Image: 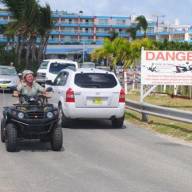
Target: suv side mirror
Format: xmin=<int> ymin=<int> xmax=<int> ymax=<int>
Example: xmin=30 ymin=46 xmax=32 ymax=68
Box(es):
xmin=45 ymin=80 xmax=54 ymax=86
xmin=46 ymin=87 xmax=53 ymax=92
xmin=18 ymin=73 xmax=22 ymax=79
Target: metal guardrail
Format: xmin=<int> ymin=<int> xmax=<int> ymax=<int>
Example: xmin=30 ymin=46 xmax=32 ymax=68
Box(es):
xmin=126 ymin=100 xmax=192 ymax=124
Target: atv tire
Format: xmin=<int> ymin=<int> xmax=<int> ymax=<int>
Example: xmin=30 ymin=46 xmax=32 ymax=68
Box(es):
xmin=51 ymin=126 xmax=63 ymax=151
xmin=5 ymin=123 xmax=17 ymax=152
xmin=1 ymin=118 xmax=6 ymax=143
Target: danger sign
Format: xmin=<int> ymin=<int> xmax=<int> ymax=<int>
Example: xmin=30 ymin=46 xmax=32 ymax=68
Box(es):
xmin=141 ymin=50 xmax=192 ymax=85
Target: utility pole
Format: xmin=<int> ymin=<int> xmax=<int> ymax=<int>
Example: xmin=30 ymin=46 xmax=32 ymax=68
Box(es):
xmin=152 ymin=14 xmax=165 ymax=34
xmin=82 ymin=40 xmax=85 ymax=64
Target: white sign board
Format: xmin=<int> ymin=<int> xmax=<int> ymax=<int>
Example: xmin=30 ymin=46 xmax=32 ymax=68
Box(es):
xmin=141 ymin=50 xmax=192 ymax=85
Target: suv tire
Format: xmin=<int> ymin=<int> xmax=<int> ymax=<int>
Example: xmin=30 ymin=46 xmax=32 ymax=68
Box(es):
xmin=59 ymin=105 xmax=71 ymax=128
xmin=112 ymin=115 xmax=124 ymax=128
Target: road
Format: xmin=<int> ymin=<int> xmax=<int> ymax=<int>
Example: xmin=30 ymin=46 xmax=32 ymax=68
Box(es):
xmin=0 ymin=93 xmax=192 ymax=192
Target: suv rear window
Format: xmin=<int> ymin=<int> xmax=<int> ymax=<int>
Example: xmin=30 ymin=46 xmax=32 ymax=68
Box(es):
xmin=49 ymin=63 xmax=76 ymax=74
xmin=74 ymin=73 xmax=117 ymax=88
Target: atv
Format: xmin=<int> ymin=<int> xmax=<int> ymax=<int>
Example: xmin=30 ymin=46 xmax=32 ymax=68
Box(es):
xmin=1 ymin=91 xmax=63 ymax=152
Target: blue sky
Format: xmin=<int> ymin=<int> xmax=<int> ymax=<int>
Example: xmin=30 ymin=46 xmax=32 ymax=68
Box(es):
xmin=39 ymin=0 xmax=191 ymax=25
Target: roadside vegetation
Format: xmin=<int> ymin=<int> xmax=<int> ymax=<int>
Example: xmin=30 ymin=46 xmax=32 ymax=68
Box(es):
xmin=125 ymin=109 xmax=192 ymax=141
xmin=127 ymin=90 xmax=192 ymax=111
xmin=126 ymin=91 xmax=192 ymax=141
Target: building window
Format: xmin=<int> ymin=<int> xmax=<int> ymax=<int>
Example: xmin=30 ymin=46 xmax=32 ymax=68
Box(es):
xmin=99 ymin=19 xmax=108 ymax=25
xmin=116 ymin=19 xmax=126 ymax=25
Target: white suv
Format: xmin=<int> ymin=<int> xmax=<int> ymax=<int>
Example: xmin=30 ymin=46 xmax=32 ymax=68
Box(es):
xmin=36 ymin=59 xmax=78 ymax=85
xmin=47 ymin=68 xmax=125 ymax=128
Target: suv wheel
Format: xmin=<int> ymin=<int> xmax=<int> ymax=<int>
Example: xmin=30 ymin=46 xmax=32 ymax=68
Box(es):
xmin=51 ymin=126 xmax=63 ymax=151
xmin=59 ymin=105 xmax=71 ymax=128
xmin=6 ymin=123 xmax=17 ymax=152
xmin=112 ymin=116 xmax=124 ymax=128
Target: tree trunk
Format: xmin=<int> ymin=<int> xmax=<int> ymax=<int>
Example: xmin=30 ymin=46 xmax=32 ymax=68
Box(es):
xmin=17 ymin=44 xmax=23 ymax=66
xmin=25 ymin=38 xmax=32 ymax=69
xmin=31 ymin=40 xmax=37 ymax=64
xmin=38 ymin=36 xmax=48 ymax=64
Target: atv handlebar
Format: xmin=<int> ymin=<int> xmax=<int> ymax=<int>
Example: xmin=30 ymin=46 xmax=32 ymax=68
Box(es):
xmin=18 ymin=94 xmax=48 ymax=106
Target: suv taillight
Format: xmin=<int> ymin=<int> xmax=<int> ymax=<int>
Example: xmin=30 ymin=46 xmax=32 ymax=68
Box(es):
xmin=119 ymin=88 xmax=125 ymax=103
xmin=66 ymin=88 xmax=75 ymax=103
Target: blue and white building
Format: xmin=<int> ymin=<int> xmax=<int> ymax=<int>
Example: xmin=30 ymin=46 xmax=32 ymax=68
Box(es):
xmin=0 ymin=10 xmax=192 ymax=59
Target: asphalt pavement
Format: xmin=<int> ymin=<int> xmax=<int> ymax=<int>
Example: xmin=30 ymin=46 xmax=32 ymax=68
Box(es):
xmin=0 ymin=93 xmax=192 ymax=192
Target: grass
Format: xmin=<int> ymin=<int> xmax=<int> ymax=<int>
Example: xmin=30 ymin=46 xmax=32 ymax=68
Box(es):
xmin=127 ymin=90 xmax=192 ymax=111
xmin=126 ymin=91 xmax=192 ymax=141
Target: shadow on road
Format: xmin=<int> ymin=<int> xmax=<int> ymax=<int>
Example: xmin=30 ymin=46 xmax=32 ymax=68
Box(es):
xmin=155 ymin=142 xmax=190 ymax=148
xmin=63 ymin=119 xmax=127 ymax=130
xmin=16 ymin=140 xmax=65 ymax=152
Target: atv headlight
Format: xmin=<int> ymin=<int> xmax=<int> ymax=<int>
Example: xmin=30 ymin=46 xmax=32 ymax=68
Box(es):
xmin=47 ymin=112 xmax=53 ymax=119
xmin=18 ymin=112 xmax=24 ymax=119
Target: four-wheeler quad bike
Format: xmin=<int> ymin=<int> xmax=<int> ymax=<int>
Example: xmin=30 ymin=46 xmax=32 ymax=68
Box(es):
xmin=1 ymin=92 xmax=63 ymax=152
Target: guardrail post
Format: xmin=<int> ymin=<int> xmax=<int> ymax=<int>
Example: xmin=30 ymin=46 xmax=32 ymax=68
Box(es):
xmin=141 ymin=112 xmax=148 ymax=122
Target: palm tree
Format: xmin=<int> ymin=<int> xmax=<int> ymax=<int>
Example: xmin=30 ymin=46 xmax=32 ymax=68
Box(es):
xmin=37 ymin=4 xmax=52 ymax=63
xmin=127 ymin=26 xmax=138 ymax=40
xmin=0 ymin=0 xmax=39 ymax=67
xmin=108 ymin=30 xmax=119 ymax=41
xmin=0 ymin=0 xmax=52 ymax=69
xmin=135 ymin=15 xmax=148 ymax=37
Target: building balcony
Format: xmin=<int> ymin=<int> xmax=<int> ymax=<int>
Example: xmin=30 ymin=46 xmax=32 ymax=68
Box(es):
xmin=95 ymin=24 xmax=111 ymax=28
xmin=0 ymin=37 xmax=7 ymax=43
xmin=95 ymin=40 xmax=104 ymax=45
xmin=48 ymin=38 xmax=60 ymax=44
xmin=0 ymin=12 xmax=11 ymax=16
xmin=55 ymin=22 xmax=79 ymax=27
xmin=79 ymin=16 xmax=94 ymax=19
xmin=168 ymin=31 xmax=185 ymax=35
xmin=96 ymin=32 xmax=111 ymax=37
xmin=79 ymin=32 xmax=94 ymax=36
xmin=79 ymin=23 xmax=94 ymax=27
xmin=0 ymin=20 xmax=9 ymax=25
xmin=52 ymin=13 xmax=79 ymax=19
xmin=136 ymin=31 xmax=156 ymax=37
xmin=118 ymin=32 xmax=129 ymax=37
xmin=60 ymin=31 xmax=78 ymax=36
xmin=49 ymin=30 xmax=60 ymax=35
xmin=111 ymin=24 xmax=131 ymax=29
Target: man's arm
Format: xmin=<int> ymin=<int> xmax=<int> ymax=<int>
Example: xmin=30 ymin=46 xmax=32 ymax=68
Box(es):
xmin=36 ymin=82 xmax=45 ymax=93
xmin=17 ymin=82 xmax=23 ymax=92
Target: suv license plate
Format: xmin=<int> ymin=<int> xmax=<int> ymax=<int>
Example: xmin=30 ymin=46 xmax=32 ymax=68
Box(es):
xmin=92 ymin=97 xmax=103 ymax=105
xmin=0 ymin=84 xmax=8 ymax=88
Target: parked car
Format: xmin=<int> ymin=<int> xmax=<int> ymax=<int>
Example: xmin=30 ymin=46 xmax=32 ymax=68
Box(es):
xmin=96 ymin=65 xmax=111 ymax=71
xmin=46 ymin=68 xmax=125 ymax=128
xmin=0 ymin=65 xmax=19 ymax=92
xmin=36 ymin=59 xmax=78 ymax=85
xmin=80 ymin=62 xmax=95 ymax=68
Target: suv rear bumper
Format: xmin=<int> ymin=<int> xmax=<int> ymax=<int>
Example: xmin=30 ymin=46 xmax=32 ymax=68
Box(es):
xmin=63 ymin=103 xmax=125 ymax=119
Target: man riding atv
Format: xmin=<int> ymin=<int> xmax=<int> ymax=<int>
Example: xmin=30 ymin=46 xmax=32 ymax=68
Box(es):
xmin=17 ymin=70 xmax=45 ymax=97
xmin=1 ymin=70 xmax=63 ymax=152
